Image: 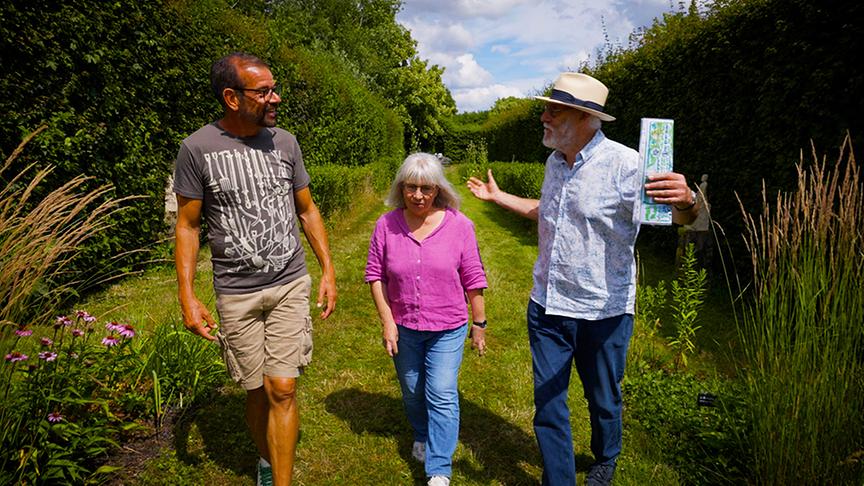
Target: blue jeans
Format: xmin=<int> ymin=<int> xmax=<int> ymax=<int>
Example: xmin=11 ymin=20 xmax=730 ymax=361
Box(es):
xmin=527 ymin=300 xmax=633 ymax=486
xmin=393 ymin=323 xmax=468 ymax=478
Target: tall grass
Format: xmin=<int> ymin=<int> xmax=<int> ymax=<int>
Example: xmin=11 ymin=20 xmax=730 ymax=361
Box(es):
xmin=737 ymin=136 xmax=864 ymax=483
xmin=0 ymin=126 xmax=124 ymax=338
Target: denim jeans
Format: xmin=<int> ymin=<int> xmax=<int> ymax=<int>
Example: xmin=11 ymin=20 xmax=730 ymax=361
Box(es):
xmin=393 ymin=323 xmax=468 ymax=478
xmin=527 ymin=300 xmax=633 ymax=486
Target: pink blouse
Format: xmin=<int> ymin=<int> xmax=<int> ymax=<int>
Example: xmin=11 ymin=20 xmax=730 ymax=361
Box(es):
xmin=365 ymin=207 xmax=487 ymax=331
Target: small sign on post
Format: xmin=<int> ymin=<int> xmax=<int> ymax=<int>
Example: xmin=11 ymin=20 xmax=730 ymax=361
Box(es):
xmin=634 ymin=118 xmax=674 ymax=226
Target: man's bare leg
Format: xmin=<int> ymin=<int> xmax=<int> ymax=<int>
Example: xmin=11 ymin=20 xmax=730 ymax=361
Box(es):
xmin=246 ymin=386 xmax=270 ymax=462
xmin=263 ymin=376 xmax=299 ymax=486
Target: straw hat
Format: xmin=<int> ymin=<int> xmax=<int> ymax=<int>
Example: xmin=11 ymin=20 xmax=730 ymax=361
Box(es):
xmin=534 ymin=72 xmax=615 ymax=122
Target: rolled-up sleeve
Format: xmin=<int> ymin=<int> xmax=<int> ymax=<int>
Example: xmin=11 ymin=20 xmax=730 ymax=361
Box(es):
xmin=458 ymin=220 xmax=488 ymax=290
xmin=365 ymin=218 xmax=385 ymax=283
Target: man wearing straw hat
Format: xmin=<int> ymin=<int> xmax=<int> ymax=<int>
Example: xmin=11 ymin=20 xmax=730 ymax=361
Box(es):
xmin=468 ymin=72 xmax=698 ymax=485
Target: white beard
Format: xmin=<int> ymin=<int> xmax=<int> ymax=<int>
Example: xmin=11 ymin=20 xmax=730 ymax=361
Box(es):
xmin=542 ymin=117 xmax=579 ymax=151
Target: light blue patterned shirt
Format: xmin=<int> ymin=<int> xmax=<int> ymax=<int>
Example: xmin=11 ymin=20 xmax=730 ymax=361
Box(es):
xmin=530 ymin=130 xmax=641 ymax=320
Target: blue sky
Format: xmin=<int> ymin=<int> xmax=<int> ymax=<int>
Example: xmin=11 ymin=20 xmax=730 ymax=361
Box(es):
xmin=397 ymin=0 xmax=692 ymax=112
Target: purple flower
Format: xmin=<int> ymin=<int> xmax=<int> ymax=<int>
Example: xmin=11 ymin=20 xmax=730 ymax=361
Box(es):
xmin=118 ymin=324 xmax=135 ymax=339
xmin=38 ymin=351 xmax=58 ymax=362
xmin=102 ymin=335 xmax=119 ymax=347
xmin=71 ymin=329 xmax=84 ymax=337
xmin=76 ymin=310 xmax=96 ymax=323
xmin=105 ymin=322 xmax=123 ymax=332
xmin=4 ymin=352 xmax=28 ymax=363
xmin=55 ymin=315 xmax=73 ymax=328
xmin=40 ymin=337 xmax=53 ymax=347
xmin=47 ymin=412 xmax=64 ymax=423
xmin=14 ymin=329 xmax=33 ymax=337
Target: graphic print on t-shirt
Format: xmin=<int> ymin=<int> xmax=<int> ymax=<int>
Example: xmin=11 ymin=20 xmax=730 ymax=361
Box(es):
xmin=203 ymin=147 xmax=298 ymax=274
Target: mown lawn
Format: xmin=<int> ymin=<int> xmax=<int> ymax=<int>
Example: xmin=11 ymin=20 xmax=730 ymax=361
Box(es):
xmin=85 ymin=176 xmax=723 ymax=485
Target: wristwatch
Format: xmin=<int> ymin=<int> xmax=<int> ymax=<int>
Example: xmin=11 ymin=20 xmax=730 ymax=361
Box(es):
xmin=472 ymin=320 xmax=487 ymax=329
xmin=675 ymin=190 xmax=697 ymax=211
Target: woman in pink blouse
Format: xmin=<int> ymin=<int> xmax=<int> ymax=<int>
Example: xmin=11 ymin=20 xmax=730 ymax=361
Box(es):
xmin=365 ymin=153 xmax=487 ymax=486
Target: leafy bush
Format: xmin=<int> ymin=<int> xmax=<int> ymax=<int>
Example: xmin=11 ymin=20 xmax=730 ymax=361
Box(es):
xmin=307 ymin=165 xmax=376 ymax=219
xmin=1 ymin=310 xmax=228 ymax=483
xmin=623 ymin=364 xmax=748 ymax=484
xmin=1 ymin=0 xmax=416 ymax=299
xmin=593 ymin=0 xmax=864 ymax=260
xmin=1 ymin=312 xmax=145 ymax=484
xmin=456 ymin=161 xmax=545 ymax=199
xmin=273 ymin=46 xmax=404 ymax=167
xmin=669 ymin=244 xmax=707 ymax=368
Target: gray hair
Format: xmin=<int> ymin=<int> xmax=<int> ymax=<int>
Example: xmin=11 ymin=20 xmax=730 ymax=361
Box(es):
xmin=386 ymin=153 xmax=460 ymax=210
xmin=587 ymin=114 xmax=602 ymax=130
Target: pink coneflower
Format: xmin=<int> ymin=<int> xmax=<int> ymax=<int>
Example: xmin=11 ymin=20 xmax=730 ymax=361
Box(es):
xmin=38 ymin=351 xmax=58 ymax=362
xmin=14 ymin=329 xmax=33 ymax=337
xmin=4 ymin=352 xmax=28 ymax=363
xmin=102 ymin=335 xmax=119 ymax=347
xmin=71 ymin=329 xmax=84 ymax=337
xmin=40 ymin=337 xmax=53 ymax=347
xmin=47 ymin=412 xmax=64 ymax=423
xmin=118 ymin=324 xmax=135 ymax=339
xmin=105 ymin=322 xmax=123 ymax=332
xmin=55 ymin=316 xmax=73 ymax=328
xmin=75 ymin=310 xmax=96 ymax=322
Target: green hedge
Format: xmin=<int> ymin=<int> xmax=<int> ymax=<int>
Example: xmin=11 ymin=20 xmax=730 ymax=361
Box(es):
xmin=455 ymin=161 xmax=545 ymax=199
xmin=592 ymin=0 xmax=864 ymax=253
xmin=441 ymin=0 xmax=864 ymax=263
xmin=0 ymin=0 xmax=405 ymax=296
xmin=307 ymin=156 xmax=401 ymax=218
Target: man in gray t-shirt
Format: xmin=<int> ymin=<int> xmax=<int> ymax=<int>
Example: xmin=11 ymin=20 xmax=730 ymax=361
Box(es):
xmin=174 ymin=52 xmax=336 ymax=486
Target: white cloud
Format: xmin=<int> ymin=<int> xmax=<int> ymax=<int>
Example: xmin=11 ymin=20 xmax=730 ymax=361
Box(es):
xmin=444 ymin=54 xmax=494 ymax=89
xmin=397 ymin=0 xmax=679 ymax=111
xmin=452 ymin=84 xmax=526 ymax=113
xmin=400 ymin=20 xmax=476 ymax=53
xmin=400 ymin=0 xmax=530 ymax=19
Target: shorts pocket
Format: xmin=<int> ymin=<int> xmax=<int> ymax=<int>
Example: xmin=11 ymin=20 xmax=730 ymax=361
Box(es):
xmin=299 ymin=316 xmax=313 ymax=366
xmin=217 ymin=331 xmax=244 ymax=383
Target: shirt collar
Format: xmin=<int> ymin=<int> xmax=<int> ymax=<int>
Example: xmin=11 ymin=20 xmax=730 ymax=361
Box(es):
xmin=552 ymin=129 xmax=606 ymax=167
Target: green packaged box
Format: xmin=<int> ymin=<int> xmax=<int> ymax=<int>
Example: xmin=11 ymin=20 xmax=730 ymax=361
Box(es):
xmin=634 ymin=118 xmax=674 ymax=226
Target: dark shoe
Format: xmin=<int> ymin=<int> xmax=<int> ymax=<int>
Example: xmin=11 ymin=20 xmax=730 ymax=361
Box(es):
xmin=585 ymin=462 xmax=616 ymax=486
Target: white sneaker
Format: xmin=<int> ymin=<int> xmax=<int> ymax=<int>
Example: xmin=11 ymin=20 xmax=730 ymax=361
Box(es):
xmin=257 ymin=458 xmax=273 ymax=486
xmin=411 ymin=441 xmax=426 ymax=462
xmin=427 ymin=475 xmax=450 ymax=486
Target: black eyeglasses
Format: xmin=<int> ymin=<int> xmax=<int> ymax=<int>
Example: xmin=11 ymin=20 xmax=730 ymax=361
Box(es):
xmin=543 ymin=103 xmax=570 ymax=117
xmin=232 ymin=84 xmax=282 ymax=100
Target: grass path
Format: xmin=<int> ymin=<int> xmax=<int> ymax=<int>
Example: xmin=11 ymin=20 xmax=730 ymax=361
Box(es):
xmin=95 ymin=175 xmax=685 ymax=485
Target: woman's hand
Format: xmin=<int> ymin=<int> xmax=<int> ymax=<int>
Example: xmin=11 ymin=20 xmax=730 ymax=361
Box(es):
xmin=382 ymin=321 xmax=399 ymax=357
xmin=470 ymin=325 xmax=486 ymax=356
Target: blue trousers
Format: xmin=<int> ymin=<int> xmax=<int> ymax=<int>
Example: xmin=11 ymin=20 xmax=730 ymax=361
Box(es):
xmin=527 ymin=300 xmax=633 ymax=486
xmin=393 ymin=323 xmax=468 ymax=478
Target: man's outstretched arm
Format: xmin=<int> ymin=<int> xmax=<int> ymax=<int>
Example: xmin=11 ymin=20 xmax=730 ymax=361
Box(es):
xmin=467 ymin=169 xmax=540 ymax=221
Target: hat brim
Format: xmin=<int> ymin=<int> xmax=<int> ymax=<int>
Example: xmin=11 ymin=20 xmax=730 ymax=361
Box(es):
xmin=534 ymin=96 xmax=616 ymax=122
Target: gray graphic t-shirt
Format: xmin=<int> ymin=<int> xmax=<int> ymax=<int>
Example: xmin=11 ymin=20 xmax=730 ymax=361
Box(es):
xmin=173 ymin=123 xmax=311 ymax=295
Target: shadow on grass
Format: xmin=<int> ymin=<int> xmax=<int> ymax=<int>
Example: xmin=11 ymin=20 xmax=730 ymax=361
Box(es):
xmin=173 ymin=387 xmax=258 ymax=481
xmin=325 ymin=387 xmax=586 ymax=485
xmin=472 ymin=200 xmax=538 ymax=248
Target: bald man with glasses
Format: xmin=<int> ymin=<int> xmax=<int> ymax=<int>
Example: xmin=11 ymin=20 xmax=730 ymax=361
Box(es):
xmin=173 ymin=52 xmax=337 ymax=486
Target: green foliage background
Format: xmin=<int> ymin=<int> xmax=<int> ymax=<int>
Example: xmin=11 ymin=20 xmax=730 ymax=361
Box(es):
xmin=438 ymin=0 xmax=864 ymax=258
xmin=0 ymin=0 xmax=455 ymax=295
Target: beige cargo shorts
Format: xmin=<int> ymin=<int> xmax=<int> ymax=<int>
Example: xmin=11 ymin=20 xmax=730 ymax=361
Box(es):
xmin=215 ymin=274 xmax=313 ymax=390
